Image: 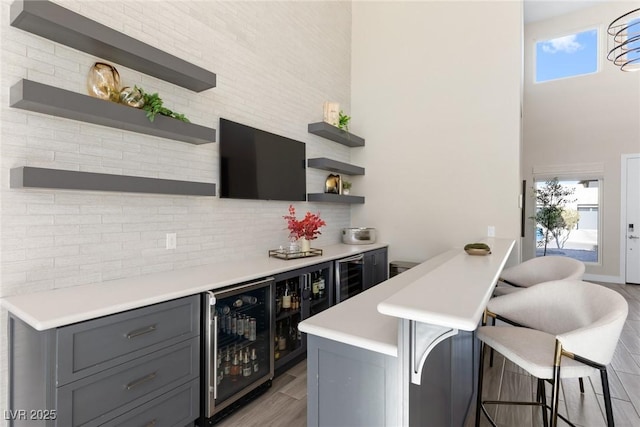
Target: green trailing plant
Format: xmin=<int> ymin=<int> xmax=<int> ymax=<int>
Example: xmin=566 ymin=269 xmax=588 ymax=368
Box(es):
xmin=337 ymin=110 xmax=350 ymax=132
xmin=136 ymin=86 xmax=190 ymax=123
xmin=341 ymin=180 xmax=352 ymax=190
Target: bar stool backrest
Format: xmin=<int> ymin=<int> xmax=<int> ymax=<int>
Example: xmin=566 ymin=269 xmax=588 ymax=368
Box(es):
xmin=487 ymin=280 xmax=628 ymax=365
xmin=500 ymin=256 xmax=585 ymax=288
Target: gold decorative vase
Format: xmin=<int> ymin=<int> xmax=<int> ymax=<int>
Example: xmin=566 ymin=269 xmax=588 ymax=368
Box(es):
xmin=119 ymin=86 xmax=145 ymax=108
xmin=87 ymin=62 xmax=121 ymax=102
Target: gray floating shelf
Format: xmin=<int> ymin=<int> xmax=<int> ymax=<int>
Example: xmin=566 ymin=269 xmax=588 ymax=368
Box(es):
xmin=308 ymin=122 xmax=365 ymax=147
xmin=307 ymin=158 xmax=365 ymax=175
xmin=11 ymin=167 xmax=216 ymax=196
xmin=10 ymin=80 xmax=216 ymax=145
xmin=10 ymin=0 xmax=216 ymax=92
xmin=307 ymin=193 xmax=365 ymax=204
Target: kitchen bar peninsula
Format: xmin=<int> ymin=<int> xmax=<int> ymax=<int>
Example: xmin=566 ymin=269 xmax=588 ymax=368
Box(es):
xmin=299 ymin=238 xmax=515 ymax=427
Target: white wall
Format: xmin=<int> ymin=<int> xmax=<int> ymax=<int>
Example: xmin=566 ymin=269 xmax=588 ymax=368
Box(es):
xmin=0 ymin=0 xmax=353 ymax=417
xmin=522 ymin=1 xmax=640 ymax=280
xmin=350 ymin=1 xmax=522 ymax=264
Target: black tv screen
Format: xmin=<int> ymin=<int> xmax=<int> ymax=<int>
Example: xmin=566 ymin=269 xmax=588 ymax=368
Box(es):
xmin=219 ymin=118 xmax=306 ymax=201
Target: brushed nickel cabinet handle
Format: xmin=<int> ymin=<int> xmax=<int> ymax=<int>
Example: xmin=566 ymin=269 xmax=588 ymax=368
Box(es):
xmin=145 ymin=419 xmax=157 ymax=427
xmin=126 ymin=324 xmax=157 ymax=339
xmin=125 ymin=372 xmax=157 ymax=390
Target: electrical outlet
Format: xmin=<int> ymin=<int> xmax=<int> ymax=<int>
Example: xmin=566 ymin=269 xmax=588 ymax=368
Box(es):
xmin=487 ymin=226 xmax=495 ymax=237
xmin=166 ymin=233 xmax=177 ymax=250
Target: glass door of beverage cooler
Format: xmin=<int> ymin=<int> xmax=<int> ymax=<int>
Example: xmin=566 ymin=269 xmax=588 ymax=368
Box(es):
xmin=335 ymin=254 xmax=365 ymax=303
xmin=204 ymin=278 xmax=274 ymax=418
xmin=306 ymin=266 xmax=332 ymax=318
xmin=273 ymin=276 xmax=304 ymax=369
xmin=273 ymin=262 xmax=333 ymax=372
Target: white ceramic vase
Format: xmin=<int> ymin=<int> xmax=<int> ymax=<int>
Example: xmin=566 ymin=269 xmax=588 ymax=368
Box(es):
xmin=300 ymin=238 xmax=311 ymax=253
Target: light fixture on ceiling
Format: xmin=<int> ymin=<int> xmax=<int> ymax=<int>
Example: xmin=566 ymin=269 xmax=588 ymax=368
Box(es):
xmin=607 ymin=8 xmax=640 ymax=71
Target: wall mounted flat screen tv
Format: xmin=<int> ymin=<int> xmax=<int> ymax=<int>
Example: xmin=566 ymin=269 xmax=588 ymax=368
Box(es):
xmin=219 ymin=118 xmax=306 ymax=201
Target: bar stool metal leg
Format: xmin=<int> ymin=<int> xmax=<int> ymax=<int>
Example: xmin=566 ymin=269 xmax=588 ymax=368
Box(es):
xmin=600 ymin=367 xmax=615 ymax=426
xmin=537 ymin=379 xmax=549 ymax=427
xmin=550 ymin=342 xmax=563 ymax=427
xmin=475 ymin=341 xmax=486 ymax=427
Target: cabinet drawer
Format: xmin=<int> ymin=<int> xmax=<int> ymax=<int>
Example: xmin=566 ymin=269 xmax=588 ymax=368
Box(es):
xmin=56 ymin=337 xmax=199 ymax=427
xmin=101 ymin=380 xmax=199 ymax=427
xmin=57 ymin=295 xmax=199 ymax=385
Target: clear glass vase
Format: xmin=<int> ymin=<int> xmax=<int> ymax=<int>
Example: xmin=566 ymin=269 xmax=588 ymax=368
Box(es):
xmin=288 ymin=240 xmax=300 ymax=253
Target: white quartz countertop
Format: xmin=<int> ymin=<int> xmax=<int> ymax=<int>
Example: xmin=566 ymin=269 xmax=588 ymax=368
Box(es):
xmin=378 ymin=238 xmax=515 ymax=331
xmin=1 ymin=243 xmax=387 ymax=331
xmin=299 ymin=238 xmax=515 ymax=356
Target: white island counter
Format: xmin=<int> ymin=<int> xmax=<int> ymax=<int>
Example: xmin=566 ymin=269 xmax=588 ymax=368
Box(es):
xmin=299 ymin=237 xmax=515 ymax=427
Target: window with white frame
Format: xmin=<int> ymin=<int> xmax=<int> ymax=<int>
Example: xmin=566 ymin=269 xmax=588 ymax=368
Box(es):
xmin=535 ymin=28 xmax=599 ymax=83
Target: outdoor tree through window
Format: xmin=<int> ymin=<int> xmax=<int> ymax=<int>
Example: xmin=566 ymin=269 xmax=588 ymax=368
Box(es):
xmin=534 ymin=178 xmax=600 ymax=263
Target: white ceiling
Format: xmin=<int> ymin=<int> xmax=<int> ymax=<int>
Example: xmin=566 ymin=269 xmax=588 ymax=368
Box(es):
xmin=524 ymin=0 xmax=608 ymax=23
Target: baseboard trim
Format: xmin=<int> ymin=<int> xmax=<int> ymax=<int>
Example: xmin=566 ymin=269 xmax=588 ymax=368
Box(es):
xmin=583 ymin=273 xmax=625 ymax=284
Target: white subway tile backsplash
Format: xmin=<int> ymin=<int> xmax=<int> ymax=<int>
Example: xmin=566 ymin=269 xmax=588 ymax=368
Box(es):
xmin=2 ymin=233 xmax=55 ymax=253
xmin=1 ymin=0 xmax=352 ymax=298
xmin=101 ymin=267 xmax=142 ymax=282
xmin=79 ymin=223 xmax=122 ymax=234
xmin=4 ymin=258 xmax=55 ymax=275
xmin=4 ymin=214 xmax=54 ymax=226
xmin=27 ymin=204 xmax=80 ymax=215
xmin=54 ymin=272 xmax=102 ymax=289
xmin=0 ymin=274 xmax=45 ymax=296
xmin=27 ymin=245 xmax=79 ymax=260
xmin=54 ymin=254 xmax=101 ymax=268
xmin=79 ymin=242 xmax=123 ymax=255
xmin=26 ymin=46 xmax=80 ymax=73
xmin=54 ymin=233 xmax=101 ymax=246
xmin=26 ymin=224 xmax=80 ymax=236
xmin=54 ymin=214 xmax=102 ymax=225
xmin=2 ymin=250 xmax=26 ymax=262
xmin=79 ymin=205 xmax=123 ymax=214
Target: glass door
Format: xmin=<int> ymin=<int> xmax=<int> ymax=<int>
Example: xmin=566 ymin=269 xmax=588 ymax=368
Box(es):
xmin=273 ymin=276 xmax=303 ymax=369
xmin=273 ymin=262 xmax=334 ymax=372
xmin=307 ymin=267 xmax=332 ymax=317
xmin=209 ymin=279 xmax=273 ymax=416
xmin=335 ymin=254 xmax=365 ymax=303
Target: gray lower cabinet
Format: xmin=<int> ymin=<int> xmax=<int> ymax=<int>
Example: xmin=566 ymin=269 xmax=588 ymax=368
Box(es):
xmin=8 ymin=295 xmax=200 ymax=427
xmin=307 ymin=330 xmax=476 ymax=427
xmin=306 ymin=335 xmax=401 ymax=427
xmin=364 ymin=248 xmax=388 ymax=290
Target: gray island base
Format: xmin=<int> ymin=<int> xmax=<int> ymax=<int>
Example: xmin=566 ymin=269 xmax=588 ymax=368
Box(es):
xmin=300 ymin=238 xmax=515 ymax=427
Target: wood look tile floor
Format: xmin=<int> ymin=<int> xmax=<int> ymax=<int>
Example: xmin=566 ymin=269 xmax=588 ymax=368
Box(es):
xmin=212 ymin=360 xmax=308 ymax=427
xmin=213 ymin=283 xmax=640 ymax=427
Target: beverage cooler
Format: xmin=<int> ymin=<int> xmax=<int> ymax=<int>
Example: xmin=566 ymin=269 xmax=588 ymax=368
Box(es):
xmin=273 ymin=263 xmax=333 ymax=372
xmin=335 ymin=254 xmax=365 ymax=303
xmin=202 ymin=278 xmax=274 ymax=421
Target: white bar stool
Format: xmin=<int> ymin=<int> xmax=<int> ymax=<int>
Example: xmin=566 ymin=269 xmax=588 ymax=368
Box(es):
xmin=475 ymin=280 xmax=628 ymax=427
xmin=494 ymin=255 xmax=585 ymax=296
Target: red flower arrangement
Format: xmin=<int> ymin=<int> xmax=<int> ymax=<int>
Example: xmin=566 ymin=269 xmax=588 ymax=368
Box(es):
xmin=283 ymin=205 xmax=326 ymax=241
